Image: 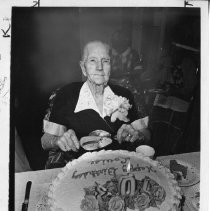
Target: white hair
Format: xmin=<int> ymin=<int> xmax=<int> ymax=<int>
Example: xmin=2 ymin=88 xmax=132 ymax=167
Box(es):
xmin=81 ymin=41 xmax=110 ymax=61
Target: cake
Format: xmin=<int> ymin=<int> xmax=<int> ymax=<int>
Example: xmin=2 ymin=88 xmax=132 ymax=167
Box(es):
xmin=48 ymin=150 xmax=181 ymax=211
xmin=169 ymin=160 xmax=188 ymax=180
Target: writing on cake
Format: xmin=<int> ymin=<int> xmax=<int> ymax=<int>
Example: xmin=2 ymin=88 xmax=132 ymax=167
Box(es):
xmin=72 ymin=167 xmax=118 ymax=179
xmin=72 ymin=164 xmax=156 ymax=180
xmin=89 ymin=157 xmax=130 ymax=165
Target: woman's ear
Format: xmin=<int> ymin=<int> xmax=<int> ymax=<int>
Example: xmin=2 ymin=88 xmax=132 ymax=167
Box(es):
xmin=80 ymin=61 xmax=87 ymax=77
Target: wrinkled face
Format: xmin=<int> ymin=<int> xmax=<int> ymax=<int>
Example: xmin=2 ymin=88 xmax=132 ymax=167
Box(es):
xmin=80 ymin=43 xmax=111 ymax=86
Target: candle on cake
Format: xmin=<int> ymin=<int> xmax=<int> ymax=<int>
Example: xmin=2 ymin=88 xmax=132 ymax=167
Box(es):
xmin=119 ymin=160 xmax=136 ymax=196
xmin=142 ymin=177 xmax=150 ymax=192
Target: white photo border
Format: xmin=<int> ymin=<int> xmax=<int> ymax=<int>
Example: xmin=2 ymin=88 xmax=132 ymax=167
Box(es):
xmin=0 ymin=0 xmax=208 ymax=210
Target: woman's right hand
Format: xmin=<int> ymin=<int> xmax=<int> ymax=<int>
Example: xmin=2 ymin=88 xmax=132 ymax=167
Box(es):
xmin=56 ymin=129 xmax=80 ymax=152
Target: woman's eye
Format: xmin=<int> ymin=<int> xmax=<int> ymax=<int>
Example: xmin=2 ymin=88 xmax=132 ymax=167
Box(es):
xmin=103 ymin=59 xmax=110 ymax=63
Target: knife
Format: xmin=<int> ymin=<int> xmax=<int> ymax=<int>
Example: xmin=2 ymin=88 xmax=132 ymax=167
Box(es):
xmin=22 ymin=181 xmax=32 ymax=211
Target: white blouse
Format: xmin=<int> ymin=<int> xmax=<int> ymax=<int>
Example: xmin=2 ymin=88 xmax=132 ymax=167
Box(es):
xmin=74 ymin=81 xmax=116 ymax=118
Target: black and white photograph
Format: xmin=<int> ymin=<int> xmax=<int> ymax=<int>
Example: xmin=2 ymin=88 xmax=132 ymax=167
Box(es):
xmin=6 ymin=4 xmax=208 ymax=211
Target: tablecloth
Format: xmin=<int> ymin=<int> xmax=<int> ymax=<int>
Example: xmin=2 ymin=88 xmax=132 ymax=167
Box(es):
xmin=15 ymin=151 xmax=200 ymax=211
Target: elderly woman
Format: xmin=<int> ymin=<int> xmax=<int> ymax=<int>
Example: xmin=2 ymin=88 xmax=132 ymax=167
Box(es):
xmin=41 ymin=41 xmax=150 ymax=169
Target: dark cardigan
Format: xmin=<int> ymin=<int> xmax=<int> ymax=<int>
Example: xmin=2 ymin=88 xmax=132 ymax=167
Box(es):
xmin=44 ymin=82 xmax=140 ymax=168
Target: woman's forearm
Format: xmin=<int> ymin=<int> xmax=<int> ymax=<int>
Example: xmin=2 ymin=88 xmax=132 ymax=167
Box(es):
xmin=41 ymin=133 xmax=59 ymax=150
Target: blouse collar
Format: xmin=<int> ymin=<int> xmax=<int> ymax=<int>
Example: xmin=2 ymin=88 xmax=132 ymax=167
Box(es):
xmin=74 ymin=81 xmax=115 ymax=118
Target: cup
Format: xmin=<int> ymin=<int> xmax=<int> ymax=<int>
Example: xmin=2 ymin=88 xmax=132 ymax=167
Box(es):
xmin=136 ymin=145 xmax=155 ymax=159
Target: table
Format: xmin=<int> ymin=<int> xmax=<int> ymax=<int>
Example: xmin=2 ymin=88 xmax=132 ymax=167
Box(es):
xmin=15 ymin=152 xmax=200 ymax=211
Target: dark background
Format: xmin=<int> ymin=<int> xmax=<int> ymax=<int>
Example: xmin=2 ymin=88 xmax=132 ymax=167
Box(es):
xmin=11 ymin=8 xmax=200 ymax=170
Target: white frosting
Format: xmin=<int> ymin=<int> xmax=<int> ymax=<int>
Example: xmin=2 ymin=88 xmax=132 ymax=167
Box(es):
xmin=48 ymin=150 xmax=181 ymax=211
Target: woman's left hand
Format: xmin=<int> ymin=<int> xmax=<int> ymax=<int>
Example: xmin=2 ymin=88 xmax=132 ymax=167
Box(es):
xmin=117 ymin=124 xmax=144 ymax=144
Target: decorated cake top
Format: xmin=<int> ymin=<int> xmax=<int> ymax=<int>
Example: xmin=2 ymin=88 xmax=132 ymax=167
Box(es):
xmin=48 ymin=150 xmax=181 ymax=211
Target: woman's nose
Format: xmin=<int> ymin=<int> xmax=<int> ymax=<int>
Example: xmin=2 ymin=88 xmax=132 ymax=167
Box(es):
xmin=96 ymin=61 xmax=103 ymax=70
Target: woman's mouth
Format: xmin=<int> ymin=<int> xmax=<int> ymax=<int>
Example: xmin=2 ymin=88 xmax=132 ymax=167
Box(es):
xmin=90 ymin=74 xmax=106 ymax=77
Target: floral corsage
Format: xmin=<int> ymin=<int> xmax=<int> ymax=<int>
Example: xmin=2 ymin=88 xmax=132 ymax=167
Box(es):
xmin=104 ymin=95 xmax=132 ymax=122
